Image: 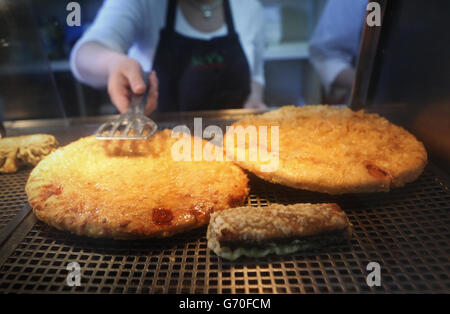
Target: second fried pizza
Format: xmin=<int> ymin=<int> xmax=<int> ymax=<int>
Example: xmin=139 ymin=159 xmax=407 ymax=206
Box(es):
xmin=225 ymin=105 xmax=428 ymax=194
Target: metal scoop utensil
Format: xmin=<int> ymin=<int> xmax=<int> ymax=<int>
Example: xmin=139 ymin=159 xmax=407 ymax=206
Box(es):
xmin=95 ymin=77 xmax=157 ymax=140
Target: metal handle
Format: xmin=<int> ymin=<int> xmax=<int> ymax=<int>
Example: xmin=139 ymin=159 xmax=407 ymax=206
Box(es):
xmin=128 ymin=72 xmax=150 ymax=115
xmin=0 ymin=121 xmax=5 ymax=138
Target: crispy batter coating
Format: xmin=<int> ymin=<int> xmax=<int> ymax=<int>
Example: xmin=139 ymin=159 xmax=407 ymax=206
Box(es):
xmin=225 ymin=105 xmax=428 ymax=194
xmin=208 ymin=203 xmax=351 ymax=244
xmin=26 ymin=130 xmax=249 ymax=239
xmin=0 ymin=134 xmax=58 ymax=173
xmin=207 ymin=203 xmax=352 ymax=260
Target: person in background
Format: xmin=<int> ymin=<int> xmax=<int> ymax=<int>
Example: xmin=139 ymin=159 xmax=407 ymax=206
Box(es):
xmin=309 ymin=0 xmax=366 ymax=104
xmin=70 ymin=0 xmax=266 ymax=115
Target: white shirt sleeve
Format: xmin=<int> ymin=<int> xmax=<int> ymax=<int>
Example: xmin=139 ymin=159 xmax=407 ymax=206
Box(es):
xmin=70 ymin=0 xmax=148 ymax=84
xmin=249 ymin=1 xmax=266 ymax=86
xmin=309 ymin=0 xmax=367 ymax=93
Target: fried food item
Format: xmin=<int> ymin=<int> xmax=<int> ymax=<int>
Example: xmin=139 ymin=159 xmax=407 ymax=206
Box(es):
xmin=0 ymin=134 xmax=59 ymax=173
xmin=26 ymin=130 xmax=249 ymax=239
xmin=207 ymin=203 xmax=352 ymax=260
xmin=225 ymin=105 xmax=427 ymax=194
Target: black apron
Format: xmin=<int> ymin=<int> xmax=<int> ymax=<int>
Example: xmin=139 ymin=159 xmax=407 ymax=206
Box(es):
xmin=153 ymin=0 xmax=251 ymax=112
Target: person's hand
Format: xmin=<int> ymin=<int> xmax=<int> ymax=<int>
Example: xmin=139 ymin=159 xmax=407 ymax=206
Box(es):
xmin=107 ymin=56 xmax=158 ymax=115
xmin=333 ymin=67 xmax=355 ymax=90
xmin=244 ymin=82 xmax=266 ymax=110
xmin=244 ymin=102 xmax=268 ymax=110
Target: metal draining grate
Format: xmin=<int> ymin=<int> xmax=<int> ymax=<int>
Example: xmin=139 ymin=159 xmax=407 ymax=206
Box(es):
xmin=0 ymin=169 xmax=31 ymax=231
xmin=0 ymin=166 xmax=449 ymax=294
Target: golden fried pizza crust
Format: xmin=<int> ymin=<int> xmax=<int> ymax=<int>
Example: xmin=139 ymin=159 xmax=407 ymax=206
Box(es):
xmin=0 ymin=134 xmax=58 ymax=173
xmin=26 ymin=130 xmax=249 ymax=239
xmin=225 ymin=105 xmax=427 ymax=194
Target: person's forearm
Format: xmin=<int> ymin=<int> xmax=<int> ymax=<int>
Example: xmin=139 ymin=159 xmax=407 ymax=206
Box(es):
xmin=247 ymin=81 xmax=264 ymax=104
xmin=332 ymin=67 xmax=356 ymax=90
xmin=74 ymin=42 xmax=128 ymax=88
xmin=244 ymin=81 xmax=267 ymax=110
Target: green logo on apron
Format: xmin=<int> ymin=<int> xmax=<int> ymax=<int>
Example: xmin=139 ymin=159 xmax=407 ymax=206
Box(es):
xmin=190 ymin=52 xmax=224 ymax=68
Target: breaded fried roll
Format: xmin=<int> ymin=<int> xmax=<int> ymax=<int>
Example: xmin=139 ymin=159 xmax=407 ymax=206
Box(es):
xmin=207 ymin=203 xmax=352 ymax=260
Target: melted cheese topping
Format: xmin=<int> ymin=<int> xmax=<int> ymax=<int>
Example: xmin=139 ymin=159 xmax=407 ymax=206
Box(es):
xmin=26 ymin=130 xmax=249 ymax=239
